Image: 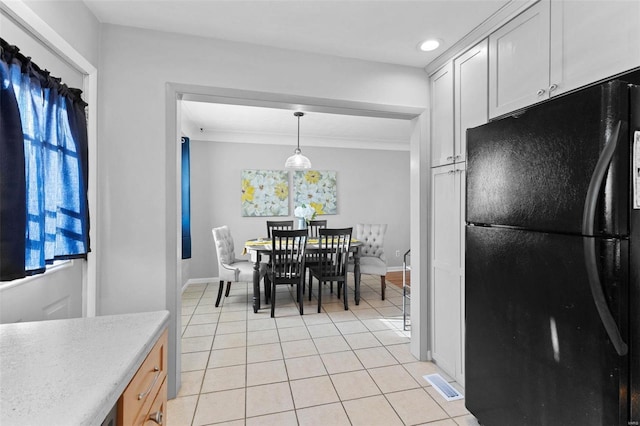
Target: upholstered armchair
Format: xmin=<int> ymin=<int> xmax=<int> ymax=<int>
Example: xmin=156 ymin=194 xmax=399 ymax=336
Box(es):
xmin=212 ymin=226 xmax=268 ymax=307
xmin=348 ymin=223 xmax=388 ymax=300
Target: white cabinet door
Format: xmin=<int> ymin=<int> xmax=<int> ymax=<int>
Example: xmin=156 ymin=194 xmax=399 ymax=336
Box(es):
xmin=430 ymin=62 xmax=455 ymax=167
xmin=455 ymin=40 xmax=488 ymax=163
xmin=550 ymin=0 xmax=640 ymax=96
xmin=430 ymin=164 xmax=466 ymax=385
xmin=489 ymin=0 xmax=551 ymax=118
xmin=457 ymin=163 xmax=466 ymax=386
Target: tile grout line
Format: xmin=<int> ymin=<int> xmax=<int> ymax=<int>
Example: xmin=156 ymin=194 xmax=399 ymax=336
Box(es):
xmin=177 ymin=278 xmax=470 ymax=425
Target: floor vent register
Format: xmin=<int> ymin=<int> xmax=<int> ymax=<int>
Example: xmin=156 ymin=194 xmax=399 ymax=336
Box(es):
xmin=423 ymin=373 xmax=464 ymax=402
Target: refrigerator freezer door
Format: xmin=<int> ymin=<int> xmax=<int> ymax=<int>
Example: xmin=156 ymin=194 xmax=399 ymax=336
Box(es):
xmin=465 ymin=225 xmax=628 ymax=426
xmin=466 ymin=81 xmax=630 ymax=237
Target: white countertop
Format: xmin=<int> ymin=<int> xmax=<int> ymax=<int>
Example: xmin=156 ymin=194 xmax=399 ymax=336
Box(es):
xmin=0 ymin=310 xmax=170 ymax=426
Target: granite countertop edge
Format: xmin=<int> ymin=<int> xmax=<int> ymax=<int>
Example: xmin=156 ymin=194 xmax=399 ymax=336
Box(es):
xmin=0 ymin=310 xmax=170 ymax=425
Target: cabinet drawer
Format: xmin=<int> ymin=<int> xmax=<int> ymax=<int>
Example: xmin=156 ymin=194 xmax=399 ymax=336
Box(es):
xmin=140 ymin=377 xmax=167 ymax=425
xmin=118 ymin=329 xmax=168 ymax=426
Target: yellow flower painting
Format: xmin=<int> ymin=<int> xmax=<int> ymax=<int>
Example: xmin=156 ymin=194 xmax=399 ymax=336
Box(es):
xmin=293 ymin=170 xmax=337 ymax=215
xmin=241 ymin=170 xmax=289 ymax=217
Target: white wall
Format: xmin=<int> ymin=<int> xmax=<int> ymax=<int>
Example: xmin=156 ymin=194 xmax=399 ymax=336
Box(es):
xmin=1 ymin=2 xmax=430 ymax=397
xmin=0 ymin=262 xmax=83 ymax=323
xmin=97 ymin=23 xmax=427 ymax=316
xmin=1 ymin=10 xmax=84 ymax=88
xmin=188 ymin=140 xmax=410 ymax=280
xmin=0 ymin=1 xmax=99 ymax=321
xmin=98 ymin=24 xmax=428 ymax=397
xmin=22 ymin=0 xmax=100 ymax=67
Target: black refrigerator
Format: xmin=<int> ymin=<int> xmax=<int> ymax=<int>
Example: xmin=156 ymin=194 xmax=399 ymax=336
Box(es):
xmin=465 ymin=80 xmax=640 ymax=426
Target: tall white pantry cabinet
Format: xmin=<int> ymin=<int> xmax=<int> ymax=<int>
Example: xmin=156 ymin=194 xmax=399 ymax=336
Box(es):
xmin=429 ymin=40 xmax=488 ymax=386
xmin=428 ymin=0 xmax=639 ymax=388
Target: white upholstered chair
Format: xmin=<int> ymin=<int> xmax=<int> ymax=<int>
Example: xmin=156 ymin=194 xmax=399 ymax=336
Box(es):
xmin=212 ymin=226 xmax=268 ymax=307
xmin=348 ymin=223 xmax=388 ymax=300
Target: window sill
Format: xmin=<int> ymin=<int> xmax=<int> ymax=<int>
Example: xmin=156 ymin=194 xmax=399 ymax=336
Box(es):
xmin=0 ymin=260 xmax=74 ymax=291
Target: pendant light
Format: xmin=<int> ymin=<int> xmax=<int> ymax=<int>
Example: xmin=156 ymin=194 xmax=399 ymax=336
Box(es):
xmin=285 ymin=111 xmax=312 ymax=169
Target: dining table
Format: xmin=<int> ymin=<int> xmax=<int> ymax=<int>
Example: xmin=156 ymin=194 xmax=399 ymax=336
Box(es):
xmin=244 ymin=237 xmax=363 ymax=313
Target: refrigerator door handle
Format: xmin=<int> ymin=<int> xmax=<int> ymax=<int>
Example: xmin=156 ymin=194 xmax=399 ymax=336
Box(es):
xmin=581 ymin=120 xmax=622 ymax=235
xmin=581 ymin=120 xmax=628 ymax=356
xmin=583 ymin=238 xmax=628 ymax=356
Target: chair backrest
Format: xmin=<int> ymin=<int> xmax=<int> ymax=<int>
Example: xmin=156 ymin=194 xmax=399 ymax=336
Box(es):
xmin=307 ymin=220 xmax=327 ymax=237
xmin=212 ymin=226 xmax=236 ymax=266
xmin=355 ymin=223 xmax=387 ymax=260
xmin=271 ymin=229 xmax=307 ymax=281
xmin=317 ymin=227 xmax=352 ymax=279
xmin=266 ymin=220 xmax=294 ymax=237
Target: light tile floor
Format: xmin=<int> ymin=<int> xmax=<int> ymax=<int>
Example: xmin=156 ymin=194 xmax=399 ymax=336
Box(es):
xmin=168 ymin=274 xmax=481 ymax=426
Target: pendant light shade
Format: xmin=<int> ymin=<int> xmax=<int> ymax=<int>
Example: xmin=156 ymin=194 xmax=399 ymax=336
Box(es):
xmin=285 ymin=112 xmax=312 ymax=169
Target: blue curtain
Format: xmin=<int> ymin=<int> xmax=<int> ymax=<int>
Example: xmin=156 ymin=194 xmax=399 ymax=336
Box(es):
xmin=0 ymin=47 xmax=26 ymax=280
xmin=181 ymin=137 xmax=192 ymax=259
xmin=0 ymin=38 xmax=89 ymax=281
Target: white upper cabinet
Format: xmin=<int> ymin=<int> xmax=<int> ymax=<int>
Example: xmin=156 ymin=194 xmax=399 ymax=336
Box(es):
xmin=489 ymin=0 xmax=640 ymax=118
xmin=430 ymin=62 xmax=454 ymax=167
xmin=455 ymin=40 xmax=488 ymax=163
xmin=549 ymin=0 xmax=640 ymax=96
xmin=489 ymin=1 xmax=551 ymax=118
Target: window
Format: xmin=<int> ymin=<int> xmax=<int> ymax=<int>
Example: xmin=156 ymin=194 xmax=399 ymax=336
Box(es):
xmin=1 ymin=38 xmax=90 ymax=281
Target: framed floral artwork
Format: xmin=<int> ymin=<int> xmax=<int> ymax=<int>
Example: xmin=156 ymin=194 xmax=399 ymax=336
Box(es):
xmin=241 ymin=170 xmax=289 ymax=217
xmin=293 ymin=170 xmax=337 ymax=215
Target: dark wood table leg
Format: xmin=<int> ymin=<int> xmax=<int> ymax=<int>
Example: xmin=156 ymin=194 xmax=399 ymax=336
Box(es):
xmin=354 ymin=248 xmax=361 ymax=305
xmin=253 ymin=252 xmax=262 ymax=313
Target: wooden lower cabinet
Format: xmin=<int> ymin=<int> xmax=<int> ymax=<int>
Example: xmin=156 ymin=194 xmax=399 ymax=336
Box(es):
xmin=142 ymin=378 xmax=167 ymax=426
xmin=118 ymin=329 xmax=168 ymax=425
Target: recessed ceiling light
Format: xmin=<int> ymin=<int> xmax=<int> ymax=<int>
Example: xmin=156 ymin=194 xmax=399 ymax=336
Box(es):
xmin=419 ymin=39 xmax=441 ymax=52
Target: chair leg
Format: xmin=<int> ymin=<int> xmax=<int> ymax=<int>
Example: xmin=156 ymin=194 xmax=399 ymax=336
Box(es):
xmin=342 ymin=280 xmax=348 ymax=311
xmin=263 ymin=276 xmax=270 ymax=305
xmin=308 ymin=274 xmax=313 ymax=301
xmin=337 ymin=281 xmax=341 ymax=299
xmin=270 ymin=281 xmax=276 ymax=318
xmin=215 ymin=280 xmax=224 ymax=307
xmin=298 ymin=280 xmax=304 ymax=315
xmin=317 ymin=279 xmax=322 ymax=313
xmin=302 ymin=269 xmax=306 ymax=295
xmin=225 ymin=282 xmax=232 ymax=297
xmin=380 ymin=275 xmax=386 ymax=300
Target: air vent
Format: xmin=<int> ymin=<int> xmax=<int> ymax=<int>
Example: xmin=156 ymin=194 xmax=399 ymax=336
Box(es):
xmin=423 ymin=373 xmax=464 ymax=401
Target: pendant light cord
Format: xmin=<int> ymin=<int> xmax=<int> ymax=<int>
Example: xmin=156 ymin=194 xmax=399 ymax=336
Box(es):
xmin=297 ymin=113 xmax=300 ymax=150
xmin=294 ymin=111 xmax=304 ymax=152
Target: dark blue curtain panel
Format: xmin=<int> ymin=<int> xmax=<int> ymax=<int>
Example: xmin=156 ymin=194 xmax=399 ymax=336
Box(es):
xmin=0 ymin=38 xmax=89 ymax=281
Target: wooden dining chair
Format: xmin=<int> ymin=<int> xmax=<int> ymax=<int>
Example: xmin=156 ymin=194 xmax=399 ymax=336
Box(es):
xmin=268 ymin=229 xmax=307 ymax=317
xmin=266 ymin=220 xmax=295 ymax=278
xmin=304 ymin=219 xmax=327 ymax=290
xmin=266 ymin=220 xmax=294 ymax=237
xmin=307 ymin=227 xmax=352 ymax=313
xmin=307 ymin=219 xmax=327 ymax=237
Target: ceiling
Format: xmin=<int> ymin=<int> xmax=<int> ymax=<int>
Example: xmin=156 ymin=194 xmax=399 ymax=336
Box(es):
xmin=82 ymin=0 xmax=520 ymax=150
xmin=181 ymin=102 xmax=414 ymax=151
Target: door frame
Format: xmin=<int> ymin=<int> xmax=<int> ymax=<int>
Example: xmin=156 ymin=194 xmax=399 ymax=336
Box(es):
xmin=165 ymin=82 xmax=429 ymax=397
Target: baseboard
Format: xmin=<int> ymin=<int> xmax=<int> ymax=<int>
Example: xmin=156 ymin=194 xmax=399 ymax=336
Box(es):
xmin=182 ymin=277 xmax=216 ymax=293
